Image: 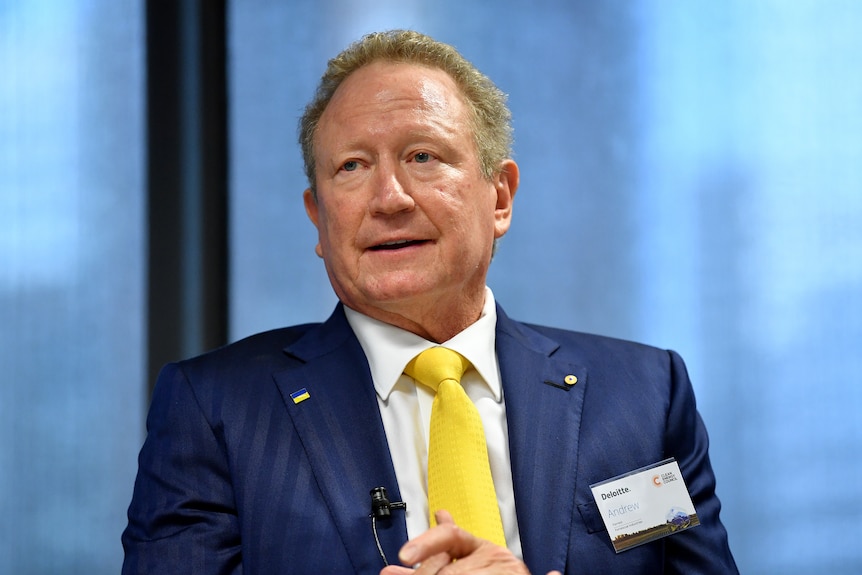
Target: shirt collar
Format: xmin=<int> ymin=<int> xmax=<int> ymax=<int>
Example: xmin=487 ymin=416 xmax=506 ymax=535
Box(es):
xmin=344 ymin=287 xmax=501 ymax=402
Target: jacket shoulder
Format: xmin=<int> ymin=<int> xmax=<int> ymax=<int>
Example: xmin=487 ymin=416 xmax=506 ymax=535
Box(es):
xmin=180 ymin=323 xmax=321 ymax=373
xmin=514 ymin=319 xmax=675 ymax=364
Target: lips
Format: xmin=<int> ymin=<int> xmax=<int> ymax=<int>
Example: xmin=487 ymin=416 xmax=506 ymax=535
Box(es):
xmin=369 ymin=239 xmax=429 ymax=251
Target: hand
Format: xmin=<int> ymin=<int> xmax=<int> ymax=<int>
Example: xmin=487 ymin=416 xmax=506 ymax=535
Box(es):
xmin=379 ymin=510 xmax=562 ymax=575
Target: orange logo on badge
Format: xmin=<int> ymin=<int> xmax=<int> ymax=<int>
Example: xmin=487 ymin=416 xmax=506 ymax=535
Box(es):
xmin=652 ymin=474 xmax=662 ymax=487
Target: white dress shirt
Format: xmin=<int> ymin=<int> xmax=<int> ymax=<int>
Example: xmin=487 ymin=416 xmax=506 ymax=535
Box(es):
xmin=344 ymin=287 xmax=523 ymax=559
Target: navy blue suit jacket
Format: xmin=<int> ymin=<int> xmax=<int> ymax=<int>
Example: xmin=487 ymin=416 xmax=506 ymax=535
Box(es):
xmin=122 ymin=303 xmax=737 ymax=574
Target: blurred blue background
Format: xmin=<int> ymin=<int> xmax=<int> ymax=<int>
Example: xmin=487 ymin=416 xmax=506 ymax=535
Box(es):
xmin=2 ymin=1 xmax=861 ymax=572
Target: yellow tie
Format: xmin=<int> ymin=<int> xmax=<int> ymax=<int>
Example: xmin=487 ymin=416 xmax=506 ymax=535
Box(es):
xmin=404 ymin=346 xmax=506 ymax=547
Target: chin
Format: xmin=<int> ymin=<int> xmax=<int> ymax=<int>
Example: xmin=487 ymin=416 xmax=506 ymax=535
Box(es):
xmin=357 ymin=280 xmax=443 ymax=311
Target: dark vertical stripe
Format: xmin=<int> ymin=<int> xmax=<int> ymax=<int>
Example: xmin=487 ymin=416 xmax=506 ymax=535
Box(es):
xmin=146 ymin=0 xmax=229 ymax=396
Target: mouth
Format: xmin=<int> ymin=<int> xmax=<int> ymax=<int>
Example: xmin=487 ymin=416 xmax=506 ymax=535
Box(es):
xmin=368 ymin=239 xmax=430 ymax=252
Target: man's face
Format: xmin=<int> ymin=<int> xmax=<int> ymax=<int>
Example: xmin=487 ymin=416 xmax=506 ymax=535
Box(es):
xmin=304 ymin=61 xmax=517 ymax=336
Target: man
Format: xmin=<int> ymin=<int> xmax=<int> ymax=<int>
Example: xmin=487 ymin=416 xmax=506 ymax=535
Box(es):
xmin=123 ymin=30 xmax=738 ymax=574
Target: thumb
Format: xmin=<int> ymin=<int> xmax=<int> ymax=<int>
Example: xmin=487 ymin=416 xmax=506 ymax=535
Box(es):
xmin=434 ymin=509 xmax=455 ymax=526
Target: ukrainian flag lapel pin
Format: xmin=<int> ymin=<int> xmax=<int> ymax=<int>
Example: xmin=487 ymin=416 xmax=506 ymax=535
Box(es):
xmin=290 ymin=388 xmax=310 ymax=404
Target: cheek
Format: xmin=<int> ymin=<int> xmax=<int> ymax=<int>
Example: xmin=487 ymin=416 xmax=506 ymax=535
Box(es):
xmin=459 ymin=184 xmax=498 ymax=228
xmin=318 ymin=204 xmax=362 ymax=255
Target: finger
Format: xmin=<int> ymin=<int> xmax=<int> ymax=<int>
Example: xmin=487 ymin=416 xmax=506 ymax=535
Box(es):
xmin=412 ymin=550 xmax=458 ymax=575
xmin=393 ymin=511 xmax=459 ymax=571
xmin=423 ymin=511 xmax=532 ymax=574
xmin=434 ymin=509 xmax=455 ymax=526
xmin=398 ymin=513 xmax=482 ymax=566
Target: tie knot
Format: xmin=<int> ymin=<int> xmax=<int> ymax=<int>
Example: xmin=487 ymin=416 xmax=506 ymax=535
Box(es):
xmin=404 ymin=346 xmax=472 ymax=392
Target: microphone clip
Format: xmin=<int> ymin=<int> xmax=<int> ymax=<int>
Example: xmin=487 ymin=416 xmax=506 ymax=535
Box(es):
xmin=369 ymin=486 xmax=406 ymax=519
xmin=369 ymin=486 xmax=406 ymax=566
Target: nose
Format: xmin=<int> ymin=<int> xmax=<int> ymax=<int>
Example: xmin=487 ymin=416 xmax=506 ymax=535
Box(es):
xmin=369 ymin=161 xmax=415 ymax=215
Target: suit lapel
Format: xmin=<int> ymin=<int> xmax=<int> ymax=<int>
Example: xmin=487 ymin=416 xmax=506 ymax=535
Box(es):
xmin=274 ymin=305 xmax=407 ymax=572
xmin=496 ymin=307 xmax=587 ymax=574
xmin=270 ymin=304 xmax=586 ymax=571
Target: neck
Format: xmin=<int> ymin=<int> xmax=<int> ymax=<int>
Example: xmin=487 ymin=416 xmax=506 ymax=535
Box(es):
xmin=347 ymin=289 xmax=486 ymax=343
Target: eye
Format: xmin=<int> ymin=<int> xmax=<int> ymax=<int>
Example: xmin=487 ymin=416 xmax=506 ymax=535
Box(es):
xmin=412 ymin=152 xmax=432 ymax=163
xmin=341 ymin=160 xmax=359 ymax=172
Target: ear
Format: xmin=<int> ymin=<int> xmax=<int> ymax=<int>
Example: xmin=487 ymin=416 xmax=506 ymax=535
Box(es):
xmin=493 ymin=159 xmax=519 ymax=238
xmin=303 ymin=188 xmax=324 ymax=258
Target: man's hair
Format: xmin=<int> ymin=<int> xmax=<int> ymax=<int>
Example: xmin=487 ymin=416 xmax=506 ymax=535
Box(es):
xmin=299 ymin=29 xmax=513 ymax=195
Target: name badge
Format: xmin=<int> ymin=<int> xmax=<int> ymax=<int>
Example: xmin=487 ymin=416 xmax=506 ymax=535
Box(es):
xmin=589 ymin=458 xmax=699 ymax=552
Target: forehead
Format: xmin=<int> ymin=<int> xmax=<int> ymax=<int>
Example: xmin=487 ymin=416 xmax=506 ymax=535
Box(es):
xmin=319 ymin=61 xmax=470 ymax=131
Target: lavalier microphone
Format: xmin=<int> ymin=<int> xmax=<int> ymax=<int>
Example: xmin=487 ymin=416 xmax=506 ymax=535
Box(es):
xmin=368 ymin=486 xmax=406 ymax=565
xmin=369 ymin=486 xmax=406 ymax=519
